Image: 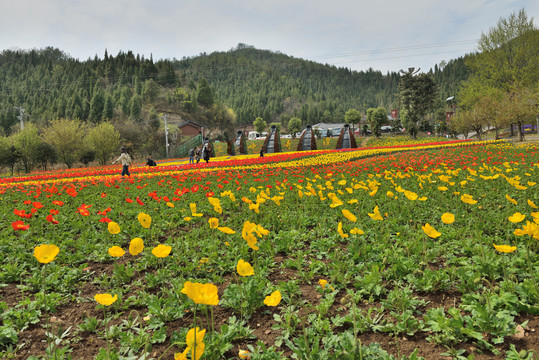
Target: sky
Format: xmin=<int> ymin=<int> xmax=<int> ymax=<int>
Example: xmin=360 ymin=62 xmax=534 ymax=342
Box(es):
xmin=1 ymin=0 xmax=537 ymax=73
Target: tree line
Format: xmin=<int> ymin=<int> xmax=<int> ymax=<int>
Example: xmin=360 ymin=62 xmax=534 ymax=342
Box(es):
xmin=0 ymin=39 xmax=477 ymax=174
xmin=451 ymin=9 xmax=538 ymax=140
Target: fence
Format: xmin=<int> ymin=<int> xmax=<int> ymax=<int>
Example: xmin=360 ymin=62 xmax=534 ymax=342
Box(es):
xmin=172 ymin=135 xmax=203 ymax=158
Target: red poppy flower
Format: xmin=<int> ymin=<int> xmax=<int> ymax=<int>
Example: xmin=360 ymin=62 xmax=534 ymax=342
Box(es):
xmin=46 ymin=214 xmax=59 ymax=224
xmin=52 ymin=200 xmax=64 ymax=206
xmin=125 ymin=198 xmax=134 ymax=203
xmin=99 ymin=217 xmax=111 ymax=223
xmin=12 ymin=220 xmax=30 ymax=231
xmin=32 ymin=202 xmax=44 ymax=209
xmin=77 ymin=204 xmax=92 ymax=216
xmin=66 ymin=188 xmax=78 ymax=197
xmin=50 ymin=209 xmax=60 ymax=215
xmin=136 ymin=197 xmax=144 ymax=206
xmin=23 ymin=200 xmax=32 ymax=205
xmin=101 ymin=193 xmax=107 ymax=198
xmin=14 ymin=209 xmax=33 ymax=219
xmin=206 ymin=192 xmax=214 ymax=198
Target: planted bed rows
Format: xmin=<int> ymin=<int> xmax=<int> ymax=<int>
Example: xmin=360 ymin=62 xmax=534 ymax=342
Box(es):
xmin=1 ymin=138 xmax=538 ymax=360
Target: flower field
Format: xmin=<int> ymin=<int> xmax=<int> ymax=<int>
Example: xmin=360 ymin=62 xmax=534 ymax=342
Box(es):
xmin=1 ymin=138 xmax=538 ymax=360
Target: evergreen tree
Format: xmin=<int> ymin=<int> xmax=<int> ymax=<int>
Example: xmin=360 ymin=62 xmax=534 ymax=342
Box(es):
xmin=130 ymin=94 xmax=142 ymax=122
xmin=197 ymin=78 xmax=214 ymax=107
xmin=89 ymin=91 xmax=105 ymax=122
xmin=103 ymin=94 xmax=114 ymax=120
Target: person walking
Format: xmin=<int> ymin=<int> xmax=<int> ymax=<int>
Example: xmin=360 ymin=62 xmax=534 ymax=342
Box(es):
xmin=195 ymin=147 xmax=201 ymax=163
xmin=112 ymin=147 xmax=132 ymax=176
xmin=188 ymin=148 xmax=195 ymax=164
xmin=203 ymin=146 xmax=210 ymax=163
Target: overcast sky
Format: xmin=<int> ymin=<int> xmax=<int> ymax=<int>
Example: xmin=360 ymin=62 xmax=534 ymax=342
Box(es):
xmin=1 ymin=0 xmax=537 ymax=73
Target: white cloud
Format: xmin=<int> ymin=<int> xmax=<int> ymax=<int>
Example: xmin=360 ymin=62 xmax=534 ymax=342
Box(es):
xmin=0 ymin=0 xmax=537 ymax=72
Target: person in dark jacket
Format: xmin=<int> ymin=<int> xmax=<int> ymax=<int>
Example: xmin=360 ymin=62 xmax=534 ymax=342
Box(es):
xmin=203 ymin=146 xmax=210 ymax=163
xmin=146 ymin=155 xmax=157 ymax=166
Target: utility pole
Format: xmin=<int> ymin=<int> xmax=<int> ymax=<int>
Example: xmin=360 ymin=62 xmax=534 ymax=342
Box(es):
xmin=15 ymin=107 xmax=26 ymax=130
xmin=163 ymin=114 xmax=169 ymax=159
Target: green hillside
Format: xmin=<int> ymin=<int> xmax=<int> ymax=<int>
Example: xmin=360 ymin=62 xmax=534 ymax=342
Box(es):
xmin=0 ymin=45 xmax=470 ymax=135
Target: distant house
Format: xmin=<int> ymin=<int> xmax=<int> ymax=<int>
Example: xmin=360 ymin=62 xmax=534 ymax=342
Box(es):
xmin=178 ymin=120 xmax=203 ymax=136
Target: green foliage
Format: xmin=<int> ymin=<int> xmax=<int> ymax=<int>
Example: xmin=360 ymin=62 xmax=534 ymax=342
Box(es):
xmin=34 ymin=141 xmax=57 ymax=171
xmin=253 ymin=117 xmax=267 ymax=133
xmin=42 ymin=118 xmax=87 ymax=168
xmin=398 ymin=70 xmax=438 ymax=137
xmin=86 ymin=122 xmax=121 ymax=165
xmin=344 ymin=108 xmax=361 ymax=129
xmin=287 ymin=117 xmax=302 ymax=137
xmin=12 ymin=124 xmax=41 ymax=173
xmin=469 ymin=9 xmax=538 ymax=92
xmin=197 ymin=78 xmax=214 ymax=107
xmin=368 ymin=107 xmax=387 ymax=136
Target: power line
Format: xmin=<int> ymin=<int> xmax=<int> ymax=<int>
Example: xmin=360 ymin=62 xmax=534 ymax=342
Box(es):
xmin=307 ymin=39 xmax=478 ymax=60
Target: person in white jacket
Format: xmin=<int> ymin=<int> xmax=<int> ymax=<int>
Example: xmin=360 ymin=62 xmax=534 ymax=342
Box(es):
xmin=112 ymin=147 xmax=132 ymax=176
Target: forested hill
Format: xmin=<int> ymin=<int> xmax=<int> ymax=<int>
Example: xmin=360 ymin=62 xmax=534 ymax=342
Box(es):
xmin=174 ymin=45 xmax=469 ymax=125
xmin=175 ymin=45 xmax=403 ymax=125
xmin=0 ymin=45 xmax=469 ymax=134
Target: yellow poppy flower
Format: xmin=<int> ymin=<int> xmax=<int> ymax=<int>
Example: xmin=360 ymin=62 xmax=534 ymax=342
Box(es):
xmin=264 ymin=290 xmax=282 ymax=306
xmin=217 ymin=226 xmax=235 ymax=234
xmin=422 ymin=223 xmax=441 ymax=238
xmin=493 ymin=243 xmax=516 ymax=253
xmin=404 ymin=190 xmax=418 ymax=201
xmin=108 ymin=246 xmax=125 ymax=257
xmin=461 ymin=194 xmax=477 ymax=204
xmin=166 ymin=202 xmax=175 ymax=208
xmin=237 ymin=259 xmax=254 ymax=276
xmin=441 ymin=213 xmax=455 ymax=224
xmin=528 ymin=199 xmax=538 ymax=209
xmin=181 ymin=281 xmax=219 ymax=305
xmin=329 ymin=194 xmax=343 ymax=208
xmin=138 ymin=213 xmax=152 ymax=228
xmin=33 ymin=244 xmax=60 ymax=264
xmin=208 ymin=217 xmax=219 ymax=229
xmin=386 ymin=191 xmax=394 ymax=198
xmin=94 ymin=293 xmax=118 ymax=306
xmin=368 ymin=206 xmax=383 ymax=221
xmin=342 ymin=209 xmax=357 ymax=222
xmin=190 ymin=203 xmax=203 ymax=217
xmin=238 ymin=349 xmax=252 ymax=359
xmin=129 ymin=238 xmax=144 ymax=256
xmin=248 ymin=202 xmax=260 ymax=213
xmin=175 ymin=327 xmax=206 ymax=360
xmin=186 ymin=327 xmax=206 ymax=349
xmin=108 ymin=221 xmax=121 ymax=234
xmin=508 ymin=212 xmax=525 ymax=223
xmin=505 ymin=194 xmax=517 ymax=205
xmin=350 ymin=227 xmax=364 ymax=235
xmin=318 ymin=279 xmax=335 ymax=290
xmin=337 ymin=222 xmax=349 ymax=238
xmin=184 ymin=217 xmax=192 ymax=221
xmin=151 ymin=244 xmax=172 ymax=258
